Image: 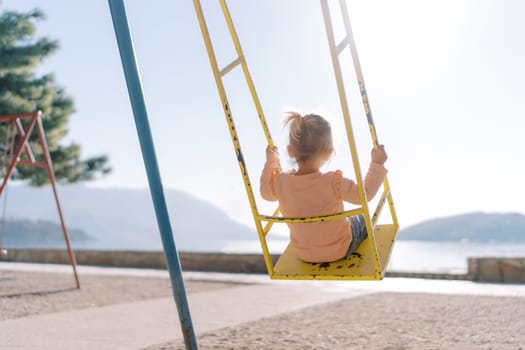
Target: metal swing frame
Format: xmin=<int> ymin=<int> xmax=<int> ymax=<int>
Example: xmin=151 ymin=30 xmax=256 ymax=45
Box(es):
xmin=0 ymin=111 xmax=80 ymax=292
xmin=194 ymin=0 xmax=399 ymax=280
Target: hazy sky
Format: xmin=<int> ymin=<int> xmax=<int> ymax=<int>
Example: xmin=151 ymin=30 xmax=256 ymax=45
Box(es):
xmin=3 ymin=0 xmax=524 ymax=230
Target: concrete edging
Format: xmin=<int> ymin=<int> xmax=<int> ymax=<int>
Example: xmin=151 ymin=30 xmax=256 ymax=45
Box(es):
xmin=0 ymin=249 xmax=277 ymax=274
xmin=468 ymin=257 xmax=525 ymax=283
xmin=2 ymin=249 xmax=524 ymax=283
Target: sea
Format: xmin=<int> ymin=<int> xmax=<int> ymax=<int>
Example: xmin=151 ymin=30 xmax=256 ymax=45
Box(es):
xmin=222 ymin=240 xmax=525 ymax=272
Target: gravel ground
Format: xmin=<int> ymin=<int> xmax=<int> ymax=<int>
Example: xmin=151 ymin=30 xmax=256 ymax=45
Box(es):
xmin=144 ymin=292 xmax=525 ymax=350
xmin=2 ymin=269 xmax=525 ymax=350
xmin=0 ymin=269 xmax=246 ymax=321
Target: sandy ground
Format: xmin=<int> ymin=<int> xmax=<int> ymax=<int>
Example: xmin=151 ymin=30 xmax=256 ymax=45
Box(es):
xmin=145 ymin=292 xmax=525 ymax=350
xmin=2 ymin=268 xmax=525 ymax=350
xmin=0 ymin=269 xmax=246 ymax=321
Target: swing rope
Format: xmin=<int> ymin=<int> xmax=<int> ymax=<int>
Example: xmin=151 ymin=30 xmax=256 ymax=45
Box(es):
xmin=0 ymin=122 xmax=15 ymax=253
xmin=0 ymin=181 xmax=9 ymax=254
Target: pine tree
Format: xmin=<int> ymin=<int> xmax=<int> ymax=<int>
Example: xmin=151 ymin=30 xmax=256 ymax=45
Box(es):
xmin=0 ymin=7 xmax=111 ymax=186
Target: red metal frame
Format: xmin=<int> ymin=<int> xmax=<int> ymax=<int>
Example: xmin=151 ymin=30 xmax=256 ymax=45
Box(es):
xmin=0 ymin=111 xmax=80 ymax=290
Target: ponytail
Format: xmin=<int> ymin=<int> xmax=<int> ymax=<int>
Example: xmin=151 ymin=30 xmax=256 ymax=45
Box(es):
xmin=283 ymin=111 xmax=303 ymax=145
xmin=282 ymin=111 xmax=333 ymax=163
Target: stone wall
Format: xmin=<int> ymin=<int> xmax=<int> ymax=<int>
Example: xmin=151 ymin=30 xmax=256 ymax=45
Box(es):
xmin=3 ymin=249 xmax=525 ymax=283
xmin=468 ymin=257 xmax=525 ymax=283
xmin=0 ymin=249 xmax=277 ymax=274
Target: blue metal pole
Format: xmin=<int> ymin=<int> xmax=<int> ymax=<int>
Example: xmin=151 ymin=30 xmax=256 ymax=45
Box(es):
xmin=107 ymin=1 xmax=198 ymax=349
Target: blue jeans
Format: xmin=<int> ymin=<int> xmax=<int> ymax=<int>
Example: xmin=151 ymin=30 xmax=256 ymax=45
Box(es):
xmin=345 ymin=214 xmax=368 ymax=257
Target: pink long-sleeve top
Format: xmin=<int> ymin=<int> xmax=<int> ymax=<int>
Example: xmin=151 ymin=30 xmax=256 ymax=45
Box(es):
xmin=260 ymin=153 xmax=387 ymax=263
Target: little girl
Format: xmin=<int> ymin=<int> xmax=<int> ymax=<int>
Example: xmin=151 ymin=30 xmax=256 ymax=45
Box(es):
xmin=260 ymin=111 xmax=388 ymax=263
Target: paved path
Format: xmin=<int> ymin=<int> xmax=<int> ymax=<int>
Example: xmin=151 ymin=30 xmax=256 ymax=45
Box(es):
xmin=2 ymin=263 xmax=525 ymax=350
xmin=1 ymin=282 xmax=369 ymax=350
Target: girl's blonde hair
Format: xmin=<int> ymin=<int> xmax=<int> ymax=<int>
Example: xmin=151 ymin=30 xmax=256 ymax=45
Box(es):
xmin=283 ymin=111 xmax=333 ymax=162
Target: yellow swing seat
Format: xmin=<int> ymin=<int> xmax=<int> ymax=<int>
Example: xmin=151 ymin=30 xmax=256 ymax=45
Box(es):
xmin=273 ymin=224 xmax=397 ymax=280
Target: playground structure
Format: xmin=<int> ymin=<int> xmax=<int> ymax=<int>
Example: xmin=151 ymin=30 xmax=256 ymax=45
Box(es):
xmin=108 ymin=0 xmax=398 ymax=348
xmin=0 ymin=111 xmax=80 ymax=293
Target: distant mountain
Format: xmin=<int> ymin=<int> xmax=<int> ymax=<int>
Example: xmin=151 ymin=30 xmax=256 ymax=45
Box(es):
xmin=3 ymin=185 xmax=259 ymax=251
xmin=398 ymin=212 xmax=525 ymax=242
xmin=2 ymin=219 xmax=93 ymax=248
